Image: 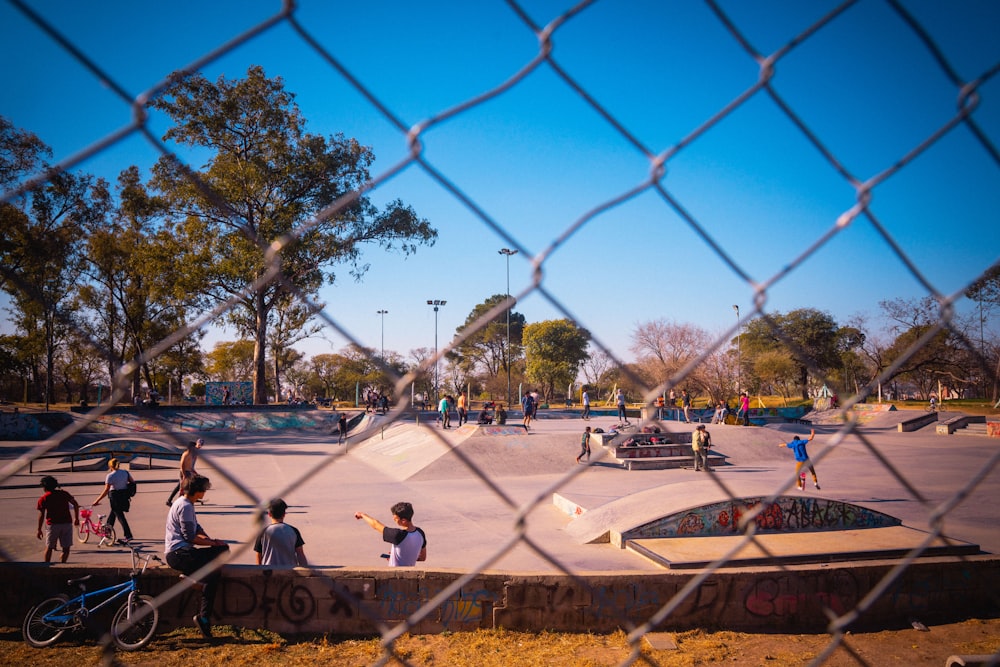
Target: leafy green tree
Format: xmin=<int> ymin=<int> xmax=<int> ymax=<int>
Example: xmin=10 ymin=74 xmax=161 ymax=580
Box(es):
xmin=77 ymin=166 xmax=200 ymax=401
xmin=149 ymin=66 xmax=436 ymax=404
xmin=752 ymin=349 xmax=799 ymax=404
xmin=204 ymin=340 xmax=256 ymax=382
xmin=523 ymin=319 xmax=590 ymax=402
xmin=741 ymin=309 xmax=840 ymax=400
xmin=1 ymin=170 xmax=105 ymax=407
xmin=450 ymin=294 xmax=525 ymax=399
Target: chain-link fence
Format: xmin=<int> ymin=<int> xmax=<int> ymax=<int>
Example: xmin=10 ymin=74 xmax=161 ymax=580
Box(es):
xmin=3 ymin=0 xmax=999 ymax=664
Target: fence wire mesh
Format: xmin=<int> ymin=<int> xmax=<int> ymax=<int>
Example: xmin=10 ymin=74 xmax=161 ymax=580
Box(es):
xmin=2 ymin=0 xmax=999 ymax=665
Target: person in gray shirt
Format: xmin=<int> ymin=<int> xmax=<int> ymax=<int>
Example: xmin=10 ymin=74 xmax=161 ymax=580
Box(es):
xmin=254 ymin=498 xmax=308 ymax=567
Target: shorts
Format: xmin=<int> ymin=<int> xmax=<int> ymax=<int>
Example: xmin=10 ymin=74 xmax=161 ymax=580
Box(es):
xmin=45 ymin=523 xmax=73 ymax=550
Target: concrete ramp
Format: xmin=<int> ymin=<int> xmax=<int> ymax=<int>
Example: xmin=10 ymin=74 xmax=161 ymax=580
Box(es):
xmin=558 ymin=481 xmax=980 ymax=568
xmin=348 ymin=421 xmax=477 ymax=481
xmin=627 ymin=526 xmax=980 ymax=569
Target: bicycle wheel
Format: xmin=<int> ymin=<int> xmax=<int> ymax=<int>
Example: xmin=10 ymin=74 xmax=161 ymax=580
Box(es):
xmin=111 ymin=594 xmax=158 ymax=651
xmin=77 ymin=522 xmax=90 ymax=544
xmin=99 ymin=524 xmax=117 ymax=547
xmin=22 ymin=594 xmax=69 ymax=648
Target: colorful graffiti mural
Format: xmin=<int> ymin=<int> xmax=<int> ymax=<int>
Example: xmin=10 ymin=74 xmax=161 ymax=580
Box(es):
xmin=623 ymin=497 xmax=901 ymax=540
xmin=206 ymin=381 xmax=254 ymax=406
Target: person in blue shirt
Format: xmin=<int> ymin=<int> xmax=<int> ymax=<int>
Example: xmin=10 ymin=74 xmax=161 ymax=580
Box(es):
xmin=779 ymin=429 xmax=820 ymax=491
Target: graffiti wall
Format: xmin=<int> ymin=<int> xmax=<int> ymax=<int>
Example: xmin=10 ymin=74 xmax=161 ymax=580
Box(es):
xmin=622 ymin=497 xmax=901 ymax=540
xmin=206 ymin=381 xmax=254 ymax=406
xmin=2 ymin=560 xmax=997 ymax=636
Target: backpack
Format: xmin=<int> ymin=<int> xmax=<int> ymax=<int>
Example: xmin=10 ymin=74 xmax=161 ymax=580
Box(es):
xmin=127 ymin=480 xmax=137 ymax=498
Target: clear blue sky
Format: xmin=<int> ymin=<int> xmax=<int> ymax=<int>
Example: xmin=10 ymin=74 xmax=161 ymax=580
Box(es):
xmin=2 ymin=1 xmax=998 ymax=365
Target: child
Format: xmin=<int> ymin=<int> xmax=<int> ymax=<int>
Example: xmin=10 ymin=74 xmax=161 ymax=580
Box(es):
xmin=254 ymin=498 xmax=308 ymax=567
xmin=355 ymin=502 xmax=427 ymax=566
xmin=577 ymin=426 xmax=592 ymax=464
xmin=36 ymin=476 xmax=80 ymax=563
xmin=779 ymin=429 xmax=820 ymax=491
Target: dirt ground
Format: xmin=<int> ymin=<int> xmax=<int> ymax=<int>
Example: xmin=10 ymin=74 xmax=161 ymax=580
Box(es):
xmin=2 ymin=618 xmax=998 ymax=666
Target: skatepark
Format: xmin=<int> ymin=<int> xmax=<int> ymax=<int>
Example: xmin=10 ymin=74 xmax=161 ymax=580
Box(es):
xmin=0 ymin=405 xmax=998 ymax=634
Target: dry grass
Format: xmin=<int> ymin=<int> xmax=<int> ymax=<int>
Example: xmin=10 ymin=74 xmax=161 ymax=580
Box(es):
xmin=2 ymin=619 xmax=998 ymax=667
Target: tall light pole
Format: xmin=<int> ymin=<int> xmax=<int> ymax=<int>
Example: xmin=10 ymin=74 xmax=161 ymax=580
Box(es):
xmin=427 ymin=300 xmax=446 ymax=399
xmin=376 ymin=309 xmax=388 ymax=360
xmin=733 ymin=304 xmax=741 ymax=394
xmin=499 ymin=248 xmax=518 ymax=406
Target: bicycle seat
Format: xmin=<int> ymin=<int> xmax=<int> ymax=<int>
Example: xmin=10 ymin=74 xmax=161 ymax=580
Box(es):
xmin=67 ymin=574 xmax=92 ymax=588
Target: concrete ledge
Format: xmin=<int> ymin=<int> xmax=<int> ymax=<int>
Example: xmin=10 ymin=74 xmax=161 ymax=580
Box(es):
xmin=936 ymin=415 xmax=984 ymax=435
xmin=3 ymin=557 xmax=998 ymax=635
xmin=898 ymin=412 xmax=938 ymax=432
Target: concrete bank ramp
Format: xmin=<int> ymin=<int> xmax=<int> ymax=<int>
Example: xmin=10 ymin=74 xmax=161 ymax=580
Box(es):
xmin=348 ymin=421 xmax=478 ymax=481
xmin=560 ymin=480 xmax=980 ymax=568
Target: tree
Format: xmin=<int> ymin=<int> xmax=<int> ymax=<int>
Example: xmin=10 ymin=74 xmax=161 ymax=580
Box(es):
xmin=580 ymin=346 xmax=615 ymax=402
xmin=149 ymin=66 xmax=436 ymax=404
xmin=204 ymin=341 xmax=256 ymax=382
xmin=76 ymin=166 xmax=200 ymax=401
xmin=965 ymin=265 xmax=1000 ymax=398
xmin=1 ymin=170 xmax=103 ymax=407
xmin=450 ymin=294 xmax=525 ymax=397
xmin=630 ymin=318 xmax=712 ymax=398
xmin=523 ymin=319 xmax=590 ymax=401
xmin=741 ymin=309 xmax=841 ymax=400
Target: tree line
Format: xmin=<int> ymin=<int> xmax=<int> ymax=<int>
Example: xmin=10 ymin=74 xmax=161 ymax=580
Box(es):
xmin=2 ymin=67 xmax=998 ymax=409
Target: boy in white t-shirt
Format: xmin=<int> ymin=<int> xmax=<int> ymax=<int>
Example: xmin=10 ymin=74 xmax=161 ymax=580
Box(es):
xmin=355 ymin=501 xmax=427 ymax=566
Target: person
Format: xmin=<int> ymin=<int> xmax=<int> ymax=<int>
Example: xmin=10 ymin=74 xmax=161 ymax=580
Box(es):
xmin=222 ymin=385 xmax=230 ymax=406
xmin=93 ymin=457 xmax=134 ymax=543
xmin=576 ymin=426 xmax=592 ymax=464
xmin=457 ymin=393 xmax=467 ymax=426
xmin=779 ymin=429 xmax=820 ymax=491
xmin=681 ymin=389 xmax=692 ymax=424
xmin=738 ymin=391 xmax=750 ymax=426
xmin=338 ymin=412 xmax=349 ymax=444
xmin=477 ymin=407 xmax=493 ymax=424
xmin=354 ymin=502 xmax=427 ymax=567
xmin=655 ymin=395 xmax=665 ymax=420
xmin=929 ymin=395 xmax=938 ymax=412
xmin=165 ymin=474 xmax=230 ymax=638
xmin=521 ymin=391 xmax=535 ymax=430
xmin=691 ymin=424 xmax=712 ymax=472
xmin=496 ymin=403 xmax=507 ymax=425
xmin=616 ymin=389 xmax=629 ymax=424
xmin=438 ymin=395 xmax=451 ymax=429
xmin=581 ymin=390 xmax=591 ymax=420
xmin=36 ymin=476 xmax=80 ymax=563
xmin=712 ymin=402 xmax=725 ymax=424
xmin=254 ymin=498 xmax=307 ymax=567
xmin=166 ymin=439 xmax=203 ymax=506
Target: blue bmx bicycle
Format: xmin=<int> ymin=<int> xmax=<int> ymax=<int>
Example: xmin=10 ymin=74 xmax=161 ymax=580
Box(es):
xmin=22 ymin=546 xmax=162 ymax=651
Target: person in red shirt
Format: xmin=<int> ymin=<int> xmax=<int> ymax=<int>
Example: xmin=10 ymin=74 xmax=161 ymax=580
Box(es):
xmin=36 ymin=476 xmax=80 ymax=563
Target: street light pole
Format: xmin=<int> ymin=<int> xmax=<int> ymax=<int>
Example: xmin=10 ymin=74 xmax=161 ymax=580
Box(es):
xmin=733 ymin=304 xmax=741 ymax=394
xmin=427 ymin=300 xmax=446 ymax=399
xmin=376 ymin=309 xmax=388 ymax=360
xmin=499 ymin=248 xmax=518 ymax=407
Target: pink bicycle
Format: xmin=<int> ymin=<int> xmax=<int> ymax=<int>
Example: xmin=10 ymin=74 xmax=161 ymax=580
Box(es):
xmin=77 ymin=507 xmax=117 ymax=546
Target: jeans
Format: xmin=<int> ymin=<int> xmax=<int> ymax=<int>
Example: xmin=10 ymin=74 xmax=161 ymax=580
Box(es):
xmin=166 ymin=545 xmax=230 ymax=619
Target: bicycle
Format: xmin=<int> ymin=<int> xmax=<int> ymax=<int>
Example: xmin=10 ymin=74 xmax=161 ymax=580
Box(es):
xmin=77 ymin=507 xmax=117 ymax=547
xmin=22 ymin=545 xmax=162 ymax=651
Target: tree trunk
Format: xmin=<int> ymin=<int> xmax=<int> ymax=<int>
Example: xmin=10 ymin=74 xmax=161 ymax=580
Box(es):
xmin=253 ymin=293 xmax=269 ymax=405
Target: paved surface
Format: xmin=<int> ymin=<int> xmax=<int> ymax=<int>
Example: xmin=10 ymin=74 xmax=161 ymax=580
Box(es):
xmin=1 ymin=409 xmax=998 ymax=572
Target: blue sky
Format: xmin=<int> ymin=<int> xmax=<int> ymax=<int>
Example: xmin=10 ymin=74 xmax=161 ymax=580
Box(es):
xmin=2 ymin=0 xmax=998 ymax=365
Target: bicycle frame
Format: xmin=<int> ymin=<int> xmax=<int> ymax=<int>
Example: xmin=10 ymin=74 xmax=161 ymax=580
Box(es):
xmin=38 ymin=549 xmax=154 ymax=626
xmin=42 ymin=578 xmax=135 ymax=626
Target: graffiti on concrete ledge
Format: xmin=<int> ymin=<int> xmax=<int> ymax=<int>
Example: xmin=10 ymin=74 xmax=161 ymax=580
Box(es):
xmin=623 ymin=497 xmax=901 ymax=540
